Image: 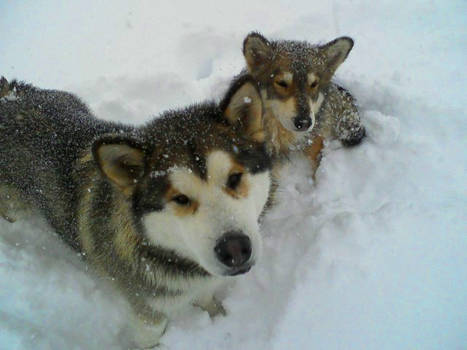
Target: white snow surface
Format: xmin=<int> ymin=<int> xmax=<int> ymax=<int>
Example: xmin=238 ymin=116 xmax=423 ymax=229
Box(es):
xmin=1 ymin=1 xmax=466 ymax=349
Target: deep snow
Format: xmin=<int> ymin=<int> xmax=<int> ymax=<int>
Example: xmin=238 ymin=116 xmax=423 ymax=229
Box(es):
xmin=1 ymin=1 xmax=466 ymax=349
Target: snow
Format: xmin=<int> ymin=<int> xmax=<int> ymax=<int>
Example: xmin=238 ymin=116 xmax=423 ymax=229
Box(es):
xmin=1 ymin=1 xmax=466 ymax=349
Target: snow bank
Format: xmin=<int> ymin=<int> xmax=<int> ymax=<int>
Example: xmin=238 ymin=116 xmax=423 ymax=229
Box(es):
xmin=1 ymin=0 xmax=466 ymax=349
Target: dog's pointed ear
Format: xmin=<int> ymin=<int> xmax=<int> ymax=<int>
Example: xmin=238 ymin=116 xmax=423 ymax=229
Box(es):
xmin=243 ymin=32 xmax=272 ymax=73
xmin=320 ymin=36 xmax=354 ymax=79
xmin=92 ymin=136 xmax=146 ymax=195
xmin=220 ymin=77 xmax=264 ymax=143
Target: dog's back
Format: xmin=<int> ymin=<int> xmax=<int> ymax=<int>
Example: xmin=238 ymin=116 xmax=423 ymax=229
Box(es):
xmin=0 ymin=79 xmax=131 ymax=248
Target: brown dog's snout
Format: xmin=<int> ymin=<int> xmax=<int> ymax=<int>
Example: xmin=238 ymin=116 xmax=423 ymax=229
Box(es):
xmin=293 ymin=115 xmax=312 ymax=131
xmin=214 ymin=232 xmax=252 ymax=268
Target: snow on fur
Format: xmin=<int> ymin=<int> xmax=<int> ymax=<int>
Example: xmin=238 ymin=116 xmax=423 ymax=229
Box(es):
xmin=1 ymin=1 xmax=465 ymax=349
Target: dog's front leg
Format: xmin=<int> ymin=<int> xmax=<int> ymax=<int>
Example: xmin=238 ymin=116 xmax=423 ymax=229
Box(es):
xmin=130 ymin=310 xmax=168 ymax=349
xmin=304 ymin=135 xmax=324 ymax=173
xmin=194 ymin=294 xmax=226 ymax=318
xmin=335 ymin=108 xmax=366 ymax=146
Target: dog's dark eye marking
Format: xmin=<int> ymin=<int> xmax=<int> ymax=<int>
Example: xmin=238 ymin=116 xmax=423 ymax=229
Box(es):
xmin=172 ymin=194 xmax=191 ymax=206
xmin=227 ymin=173 xmax=243 ymax=190
xmin=310 ymin=81 xmax=318 ymax=88
xmin=276 ymin=80 xmax=288 ymax=88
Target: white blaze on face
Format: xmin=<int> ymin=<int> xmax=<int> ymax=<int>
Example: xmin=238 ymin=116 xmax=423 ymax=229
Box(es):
xmin=307 ymin=72 xmax=318 ymax=85
xmin=281 ymin=72 xmax=293 ymax=85
xmin=142 ymin=150 xmax=270 ymax=276
xmin=309 ymin=92 xmax=324 ymax=130
xmin=307 ymin=72 xmax=322 ymax=131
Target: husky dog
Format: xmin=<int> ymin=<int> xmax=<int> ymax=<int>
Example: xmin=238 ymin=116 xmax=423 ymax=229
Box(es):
xmin=0 ymin=76 xmax=271 ymax=348
xmin=239 ymin=32 xmax=365 ymax=167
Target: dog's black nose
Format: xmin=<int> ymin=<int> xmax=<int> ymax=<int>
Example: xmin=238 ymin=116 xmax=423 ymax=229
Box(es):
xmin=293 ymin=116 xmax=312 ymax=131
xmin=214 ymin=232 xmax=251 ymax=268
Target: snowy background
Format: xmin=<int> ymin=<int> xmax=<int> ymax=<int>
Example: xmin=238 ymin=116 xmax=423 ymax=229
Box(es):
xmin=1 ymin=0 xmax=466 ymax=349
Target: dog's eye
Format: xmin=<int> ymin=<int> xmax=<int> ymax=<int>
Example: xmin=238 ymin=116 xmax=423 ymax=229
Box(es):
xmin=310 ymin=81 xmax=318 ymax=89
xmin=275 ymin=80 xmax=288 ymax=88
xmin=172 ymin=194 xmax=191 ymax=206
xmin=226 ymin=173 xmax=243 ymax=190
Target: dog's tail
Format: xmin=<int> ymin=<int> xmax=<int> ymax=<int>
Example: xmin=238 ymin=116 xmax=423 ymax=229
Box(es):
xmin=0 ymin=77 xmax=25 ymax=101
xmin=0 ymin=76 xmax=9 ymax=98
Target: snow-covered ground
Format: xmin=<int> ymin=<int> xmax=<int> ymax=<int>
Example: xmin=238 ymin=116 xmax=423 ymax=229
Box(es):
xmin=1 ymin=1 xmax=466 ymax=349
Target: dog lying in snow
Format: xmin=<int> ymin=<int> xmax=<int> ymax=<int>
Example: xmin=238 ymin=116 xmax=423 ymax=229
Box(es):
xmin=0 ymin=76 xmax=272 ymax=348
xmin=231 ymin=32 xmax=365 ymax=189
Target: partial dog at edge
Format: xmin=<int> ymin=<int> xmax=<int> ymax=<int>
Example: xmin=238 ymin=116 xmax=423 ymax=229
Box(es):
xmin=234 ymin=32 xmax=365 ymax=173
xmin=0 ymin=76 xmax=271 ymax=348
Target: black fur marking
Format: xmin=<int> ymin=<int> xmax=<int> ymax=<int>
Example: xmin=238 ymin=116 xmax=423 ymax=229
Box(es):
xmin=140 ymin=244 xmax=210 ymax=278
xmin=296 ymin=93 xmax=311 ymax=119
xmin=236 ymin=144 xmax=272 ymax=174
xmin=187 ymin=141 xmax=207 ymax=180
xmin=133 ymin=176 xmax=169 ymax=217
xmin=341 ymin=127 xmax=366 ymax=147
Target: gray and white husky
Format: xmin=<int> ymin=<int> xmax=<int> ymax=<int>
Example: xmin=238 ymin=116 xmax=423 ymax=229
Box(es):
xmin=0 ymin=76 xmax=271 ymax=348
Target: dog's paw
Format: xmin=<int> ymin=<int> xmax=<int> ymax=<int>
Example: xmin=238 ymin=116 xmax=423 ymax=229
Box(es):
xmin=341 ymin=125 xmax=365 ymax=146
xmin=195 ymin=296 xmax=227 ymax=318
xmin=337 ymin=113 xmax=366 ymax=147
xmin=0 ymin=211 xmax=16 ymax=223
xmin=131 ymin=315 xmax=168 ymax=349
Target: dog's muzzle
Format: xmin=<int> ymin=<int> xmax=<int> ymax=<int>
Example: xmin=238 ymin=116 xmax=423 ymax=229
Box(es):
xmin=214 ymin=232 xmax=252 ymax=276
xmin=293 ymin=115 xmax=312 ymax=131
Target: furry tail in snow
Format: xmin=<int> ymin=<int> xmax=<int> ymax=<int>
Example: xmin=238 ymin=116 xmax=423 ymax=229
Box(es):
xmin=0 ymin=76 xmax=10 ymax=98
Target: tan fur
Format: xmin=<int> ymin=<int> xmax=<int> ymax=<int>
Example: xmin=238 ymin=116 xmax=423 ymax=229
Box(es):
xmin=113 ymin=200 xmax=141 ymax=261
xmin=0 ymin=77 xmax=9 ymax=98
xmin=304 ymin=135 xmax=324 ymax=172
xmin=76 ymin=178 xmax=96 ymax=258
xmin=0 ymin=185 xmax=32 ymax=222
xmin=264 ymin=95 xmax=296 ymax=118
xmin=96 ymin=143 xmax=145 ymax=195
xmin=224 ymin=82 xmax=265 ymax=143
xmin=263 ymin=109 xmax=297 ymax=156
xmin=224 ymin=163 xmax=249 ymax=199
xmin=165 ymin=186 xmax=200 ymax=216
xmin=76 ymin=154 xmax=97 ymax=258
xmin=273 ymin=71 xmax=293 ymax=97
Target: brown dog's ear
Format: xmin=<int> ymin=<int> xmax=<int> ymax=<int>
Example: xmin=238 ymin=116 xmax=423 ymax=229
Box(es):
xmin=243 ymin=32 xmax=272 ymax=73
xmin=220 ymin=77 xmax=264 ymax=143
xmin=92 ymin=136 xmax=146 ymax=195
xmin=320 ymin=36 xmax=354 ymax=80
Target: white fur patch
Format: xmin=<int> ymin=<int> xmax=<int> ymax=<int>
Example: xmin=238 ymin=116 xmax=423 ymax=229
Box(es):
xmin=281 ymin=72 xmax=293 ymax=84
xmin=309 ymin=92 xmax=324 ymax=130
xmin=307 ymin=72 xmax=318 ymax=85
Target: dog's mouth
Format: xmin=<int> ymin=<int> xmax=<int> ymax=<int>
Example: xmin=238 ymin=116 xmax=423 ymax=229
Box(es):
xmin=225 ymin=264 xmax=252 ymax=276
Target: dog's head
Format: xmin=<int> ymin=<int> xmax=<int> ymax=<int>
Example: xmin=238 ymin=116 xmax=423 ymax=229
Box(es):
xmin=243 ymin=32 xmax=353 ymax=133
xmin=93 ymin=78 xmax=271 ymax=277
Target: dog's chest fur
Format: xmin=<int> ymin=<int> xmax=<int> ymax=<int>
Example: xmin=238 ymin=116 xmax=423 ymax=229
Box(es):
xmin=263 ymin=109 xmax=300 ymax=157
